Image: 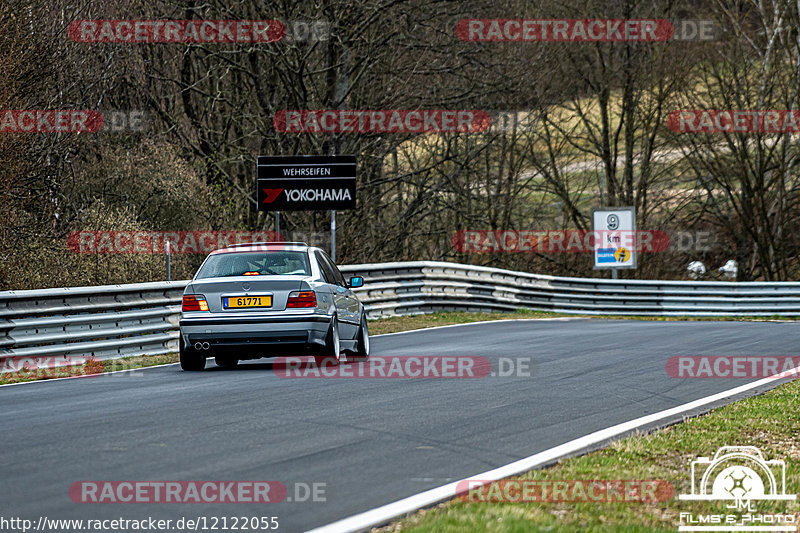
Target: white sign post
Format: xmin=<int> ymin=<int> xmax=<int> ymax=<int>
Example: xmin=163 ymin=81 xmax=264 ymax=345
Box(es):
xmin=592 ymin=207 xmax=636 ymax=277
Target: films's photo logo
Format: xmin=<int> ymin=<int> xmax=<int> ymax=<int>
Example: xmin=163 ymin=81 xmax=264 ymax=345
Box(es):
xmin=678 ymin=446 xmax=796 ymax=532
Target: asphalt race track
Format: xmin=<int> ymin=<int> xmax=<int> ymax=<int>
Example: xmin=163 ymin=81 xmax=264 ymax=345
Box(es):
xmin=2 ymin=319 xmax=798 ymax=532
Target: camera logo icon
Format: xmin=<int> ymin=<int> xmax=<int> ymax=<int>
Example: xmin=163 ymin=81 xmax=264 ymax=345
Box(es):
xmin=679 ymin=446 xmax=795 ymax=506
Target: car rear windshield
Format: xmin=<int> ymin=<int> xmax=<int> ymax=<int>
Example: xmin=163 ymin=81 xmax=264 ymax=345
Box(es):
xmin=196 ymin=251 xmax=311 ymax=279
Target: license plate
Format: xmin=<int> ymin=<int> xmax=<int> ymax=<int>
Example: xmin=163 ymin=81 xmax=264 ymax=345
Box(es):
xmin=223 ymin=295 xmax=272 ymax=309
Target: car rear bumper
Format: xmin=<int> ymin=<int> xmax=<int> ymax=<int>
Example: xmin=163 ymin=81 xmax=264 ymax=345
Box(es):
xmin=179 ymin=314 xmax=330 ymax=352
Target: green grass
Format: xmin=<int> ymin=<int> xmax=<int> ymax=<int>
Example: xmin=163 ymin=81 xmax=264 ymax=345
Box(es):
xmin=0 ymin=353 xmax=178 ymax=385
xmin=377 ymin=379 xmax=800 ymax=532
xmin=367 ymin=309 xmax=566 ymax=335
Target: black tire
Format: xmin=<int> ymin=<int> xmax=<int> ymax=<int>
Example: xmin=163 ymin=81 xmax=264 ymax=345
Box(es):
xmin=215 ymin=356 xmax=239 ymax=369
xmin=352 ymin=314 xmax=370 ymax=361
xmin=315 ymin=315 xmax=341 ymax=366
xmin=179 ymin=336 xmax=206 ymax=371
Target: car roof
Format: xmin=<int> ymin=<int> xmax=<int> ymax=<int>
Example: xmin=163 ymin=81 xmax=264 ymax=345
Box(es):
xmin=210 ymin=242 xmax=314 ymax=255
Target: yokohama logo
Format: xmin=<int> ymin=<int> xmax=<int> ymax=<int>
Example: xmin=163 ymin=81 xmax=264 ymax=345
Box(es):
xmin=261 ymin=189 xmax=284 ymax=203
xmin=285 ymin=189 xmax=352 ymax=202
xmin=261 ymin=188 xmax=352 ymax=203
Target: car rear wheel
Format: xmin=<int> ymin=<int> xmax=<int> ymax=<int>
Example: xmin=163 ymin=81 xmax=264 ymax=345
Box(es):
xmin=314 ymin=315 xmax=342 ymax=366
xmin=352 ymin=315 xmax=370 ymax=361
xmin=215 ymin=356 xmax=239 ymax=369
xmin=179 ymin=336 xmax=206 ymax=371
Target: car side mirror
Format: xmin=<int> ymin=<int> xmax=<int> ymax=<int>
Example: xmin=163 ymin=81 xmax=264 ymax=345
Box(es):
xmin=348 ymin=276 xmax=364 ymax=288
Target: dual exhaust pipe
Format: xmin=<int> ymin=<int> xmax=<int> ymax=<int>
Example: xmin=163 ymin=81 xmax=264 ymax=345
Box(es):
xmin=194 ymin=342 xmax=211 ymax=351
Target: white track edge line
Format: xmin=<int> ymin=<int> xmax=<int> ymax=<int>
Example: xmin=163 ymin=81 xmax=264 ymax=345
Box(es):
xmin=372 ymin=317 xmax=585 ymax=337
xmin=306 ymin=366 xmax=800 ymax=533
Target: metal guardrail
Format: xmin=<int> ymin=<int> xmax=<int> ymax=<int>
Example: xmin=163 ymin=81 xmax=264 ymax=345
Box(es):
xmin=3 ymin=261 xmax=800 ymax=370
xmin=0 ymin=281 xmax=187 ymax=370
xmin=341 ymin=261 xmax=800 ymax=317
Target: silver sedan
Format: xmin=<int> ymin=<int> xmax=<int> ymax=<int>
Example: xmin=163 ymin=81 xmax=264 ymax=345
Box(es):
xmin=179 ymin=242 xmax=369 ymax=370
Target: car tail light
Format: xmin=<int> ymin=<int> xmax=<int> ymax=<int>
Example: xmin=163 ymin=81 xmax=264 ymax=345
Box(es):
xmin=182 ymin=294 xmax=209 ymax=312
xmin=287 ymin=291 xmax=316 ymax=308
